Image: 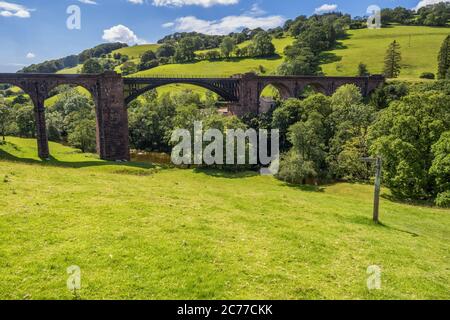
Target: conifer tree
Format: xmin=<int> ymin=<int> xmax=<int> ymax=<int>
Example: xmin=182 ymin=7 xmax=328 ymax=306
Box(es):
xmin=383 ymin=40 xmax=402 ymax=78
xmin=437 ymin=35 xmax=450 ymax=80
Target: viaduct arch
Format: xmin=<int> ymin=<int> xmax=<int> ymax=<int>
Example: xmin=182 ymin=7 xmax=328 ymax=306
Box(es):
xmin=0 ymin=72 xmax=384 ymax=161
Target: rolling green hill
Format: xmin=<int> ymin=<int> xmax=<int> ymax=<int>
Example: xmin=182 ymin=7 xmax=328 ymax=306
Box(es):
xmin=54 ymin=26 xmax=449 ymax=81
xmin=132 ymin=37 xmax=293 ymax=78
xmin=16 ymin=25 xmax=450 ymax=104
xmin=322 ymin=26 xmax=450 ymax=80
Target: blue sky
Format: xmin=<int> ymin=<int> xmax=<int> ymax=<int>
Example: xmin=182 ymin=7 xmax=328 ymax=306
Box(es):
xmin=0 ymin=0 xmax=444 ymax=72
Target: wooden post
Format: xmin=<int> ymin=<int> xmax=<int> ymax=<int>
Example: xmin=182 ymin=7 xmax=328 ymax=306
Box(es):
xmin=373 ymin=157 xmax=382 ymax=223
xmin=362 ymin=157 xmax=383 ymax=223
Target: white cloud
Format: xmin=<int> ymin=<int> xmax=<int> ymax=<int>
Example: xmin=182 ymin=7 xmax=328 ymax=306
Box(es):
xmin=128 ymin=0 xmax=144 ymax=4
xmin=166 ymin=13 xmax=285 ymax=35
xmin=152 ymin=0 xmax=238 ymax=8
xmin=414 ymin=0 xmax=449 ymax=10
xmin=102 ymin=25 xmax=147 ymax=45
xmin=248 ymin=3 xmax=266 ymax=16
xmin=314 ymin=4 xmax=338 ymax=14
xmin=26 ymin=52 xmax=35 ymax=59
xmin=78 ymin=0 xmax=97 ymax=4
xmin=0 ymin=1 xmax=32 ymax=18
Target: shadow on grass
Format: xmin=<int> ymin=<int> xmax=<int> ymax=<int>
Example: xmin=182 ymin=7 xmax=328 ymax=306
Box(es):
xmin=193 ymin=167 xmax=259 ymax=179
xmin=320 ymin=52 xmax=342 ymax=64
xmin=348 ymin=216 xmax=420 ymax=237
xmin=205 ymin=55 xmax=282 ymax=64
xmin=279 ymin=181 xmax=326 ymax=193
xmin=381 ymin=194 xmax=436 ymax=209
xmin=0 ymin=148 xmax=163 ymax=170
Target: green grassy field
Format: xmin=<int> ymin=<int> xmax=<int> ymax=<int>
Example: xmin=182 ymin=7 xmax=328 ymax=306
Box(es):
xmin=113 ymin=44 xmax=161 ymax=60
xmin=132 ymin=37 xmax=293 ymax=78
xmin=0 ymin=137 xmax=449 ymax=300
xmin=56 ymin=65 xmax=82 ymax=75
xmin=322 ymin=26 xmax=450 ymax=80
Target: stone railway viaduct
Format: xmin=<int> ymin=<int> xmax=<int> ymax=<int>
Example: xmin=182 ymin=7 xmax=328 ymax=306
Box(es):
xmin=0 ymin=72 xmax=384 ymax=161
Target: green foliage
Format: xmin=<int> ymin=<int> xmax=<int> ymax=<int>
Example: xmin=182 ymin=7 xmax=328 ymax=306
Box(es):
xmin=21 ymin=43 xmax=126 ymax=73
xmin=137 ymin=50 xmax=160 ymax=71
xmin=13 ymin=104 xmax=35 ymax=138
xmin=384 ymin=40 xmax=402 ymax=78
xmin=138 ymin=59 xmax=159 ymax=71
xmin=81 ymin=58 xmax=104 ymax=74
xmin=271 ymin=98 xmax=303 ymax=151
xmin=128 ymin=91 xmax=176 ymax=151
xmin=0 ymin=101 xmax=12 ymax=141
xmin=156 ymin=43 xmax=176 ymax=59
xmin=220 ymin=37 xmax=235 ymax=58
xmin=277 ymin=151 xmax=317 ymax=184
xmin=157 ymin=32 xmax=225 ymax=50
xmin=44 ymin=88 xmax=97 ymax=152
xmin=287 ymin=111 xmax=328 ymax=179
xmin=381 ymin=3 xmax=449 ymax=27
xmin=381 ymin=7 xmax=414 ymax=25
xmin=67 ymin=118 xmax=97 ymax=153
xmin=328 ymin=85 xmax=375 ymax=180
xmin=276 ymin=85 xmax=377 ymax=185
xmin=416 ymin=2 xmax=450 ymax=27
xmin=358 ymin=63 xmax=370 ymax=76
xmin=120 ymin=61 xmax=138 ymax=76
xmin=12 ymin=95 xmax=29 ymax=105
xmin=369 ymin=91 xmax=450 ymax=200
xmin=279 ymin=14 xmax=346 ymax=76
xmin=141 ymin=50 xmax=157 ymax=63
xmin=437 ymin=35 xmax=450 ymax=80
xmin=278 ymin=45 xmax=321 ymax=76
xmin=174 ymin=37 xmax=197 ymax=63
xmin=435 ymin=190 xmax=450 ymax=208
xmin=335 ymin=137 xmax=372 ymax=181
xmin=430 ymin=131 xmax=450 ymax=205
xmin=251 ymin=31 xmax=276 ymax=57
xmin=420 ymin=72 xmax=435 ymax=79
xmin=370 ymin=82 xmax=409 ymax=110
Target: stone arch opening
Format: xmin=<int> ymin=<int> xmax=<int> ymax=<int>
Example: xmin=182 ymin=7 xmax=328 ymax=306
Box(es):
xmin=258 ymin=82 xmax=293 ymax=113
xmin=124 ymin=80 xmax=234 ymax=106
xmin=297 ymin=83 xmax=328 ymax=99
xmin=44 ymin=84 xmax=98 ymax=154
xmin=259 ymin=84 xmax=284 ymax=113
xmin=0 ymin=82 xmax=37 ymax=148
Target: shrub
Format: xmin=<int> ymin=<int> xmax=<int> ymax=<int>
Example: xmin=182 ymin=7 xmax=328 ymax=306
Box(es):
xmin=276 ymin=151 xmax=318 ymax=185
xmin=435 ymin=190 xmax=450 ymax=208
xmin=138 ymin=59 xmax=159 ymax=71
xmin=420 ymin=72 xmax=435 ymax=79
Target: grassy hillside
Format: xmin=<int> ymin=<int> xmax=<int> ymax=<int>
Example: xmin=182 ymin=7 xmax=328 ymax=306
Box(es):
xmin=55 ymin=65 xmax=81 ymax=75
xmin=54 ymin=26 xmax=449 ymax=81
xmin=0 ymin=137 xmax=449 ymax=300
xmin=132 ymin=37 xmax=293 ymax=78
xmin=39 ymin=26 xmax=450 ymax=100
xmin=322 ymin=26 xmax=450 ymax=80
xmin=112 ymin=44 xmax=161 ymax=60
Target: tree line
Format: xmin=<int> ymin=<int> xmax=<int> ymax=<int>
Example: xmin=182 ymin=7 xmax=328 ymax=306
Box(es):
xmin=20 ymin=43 xmax=127 ymax=74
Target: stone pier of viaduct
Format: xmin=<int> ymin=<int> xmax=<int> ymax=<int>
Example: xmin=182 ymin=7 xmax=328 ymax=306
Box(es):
xmin=0 ymin=72 xmax=384 ymax=161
